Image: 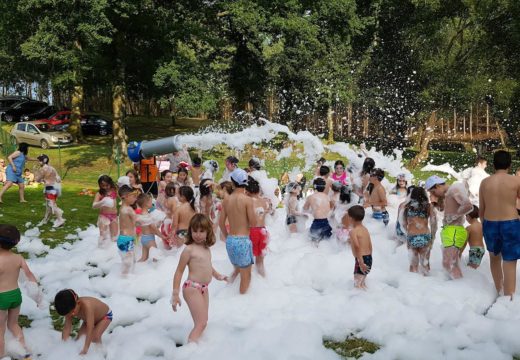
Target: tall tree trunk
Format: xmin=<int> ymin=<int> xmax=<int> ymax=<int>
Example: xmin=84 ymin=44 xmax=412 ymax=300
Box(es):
xmin=496 ymin=121 xmax=507 ymax=148
xmin=486 ymin=103 xmax=490 ymax=135
xmin=469 ymin=103 xmax=473 ymax=139
xmin=453 ymin=108 xmax=457 ymax=135
xmin=409 ymin=111 xmax=437 ymax=168
xmin=169 ymin=102 xmax=177 ymax=126
xmin=463 ymin=116 xmax=466 ymax=137
xmin=69 ymin=84 xmax=84 ymax=141
xmin=476 ymin=103 xmax=479 ymax=134
xmin=112 ymin=85 xmax=128 ymax=162
xmin=347 ymin=102 xmax=352 ymax=137
xmin=327 ymin=106 xmax=334 ymax=143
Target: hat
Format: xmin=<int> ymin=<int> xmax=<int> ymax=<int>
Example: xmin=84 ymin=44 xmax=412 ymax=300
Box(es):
xmin=117 ymin=176 xmax=131 ymax=188
xmin=425 ymin=175 xmax=446 ymax=190
xmin=230 ymin=169 xmax=248 ymax=186
xmin=225 ymin=156 xmax=239 ymax=164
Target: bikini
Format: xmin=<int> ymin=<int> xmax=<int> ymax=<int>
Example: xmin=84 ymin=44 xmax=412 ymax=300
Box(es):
xmin=183 ymin=279 xmax=208 ymax=294
xmin=99 ymin=191 xmax=118 ymax=222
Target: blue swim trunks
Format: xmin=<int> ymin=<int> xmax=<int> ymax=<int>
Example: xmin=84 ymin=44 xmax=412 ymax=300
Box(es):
xmin=407 ymin=233 xmax=431 ymax=249
xmin=373 ymin=211 xmax=389 ymax=226
xmin=483 ymin=219 xmax=520 ymax=261
xmin=226 ymin=235 xmax=253 ymax=268
xmin=140 ymin=234 xmax=155 ymax=247
xmin=117 ymin=235 xmax=135 ymax=253
xmin=310 ymin=218 xmax=332 ymax=242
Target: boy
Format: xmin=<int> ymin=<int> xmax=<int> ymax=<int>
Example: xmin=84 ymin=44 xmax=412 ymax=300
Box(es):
xmin=54 ymin=289 xmax=112 ymax=355
xmin=304 ymin=178 xmax=332 ymax=242
xmin=427 ymin=175 xmax=473 ymax=279
xmin=0 ymin=224 xmax=40 ymax=360
xmin=465 ymin=205 xmax=485 ymax=269
xmin=364 ymin=168 xmax=389 ymax=226
xmin=246 ymin=177 xmax=271 ymax=276
xmin=479 ymin=150 xmax=520 ymax=298
xmin=191 ymin=156 xmax=203 ymax=188
xmin=318 ymin=165 xmax=333 ymax=195
xmin=348 ymin=206 xmax=373 ymax=289
xmin=34 ymin=155 xmax=65 ymax=228
xmin=117 ymin=185 xmax=139 ymax=274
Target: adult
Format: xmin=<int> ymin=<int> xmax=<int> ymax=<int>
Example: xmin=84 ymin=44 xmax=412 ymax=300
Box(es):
xmin=461 ymin=155 xmax=489 ymax=206
xmin=479 ymin=150 xmax=520 ymax=298
xmin=0 ymin=143 xmax=35 ymax=203
xmin=219 ymin=156 xmax=239 ymax=183
xmin=331 ymin=160 xmax=349 ymax=185
xmin=166 ymin=144 xmax=192 ymax=173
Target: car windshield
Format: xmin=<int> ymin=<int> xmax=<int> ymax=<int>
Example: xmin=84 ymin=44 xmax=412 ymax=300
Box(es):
xmin=34 ymin=123 xmax=58 ymax=132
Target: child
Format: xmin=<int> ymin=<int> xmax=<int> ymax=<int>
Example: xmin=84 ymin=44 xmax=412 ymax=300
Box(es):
xmin=54 ymin=289 xmax=112 ymax=355
xmin=117 ymin=186 xmax=139 ymax=274
xmin=0 ymin=159 xmax=6 ymax=184
xmin=403 ymin=187 xmax=433 ymax=274
xmin=126 ymin=169 xmax=143 ymax=193
xmin=199 ymin=179 xmax=215 ymax=222
xmin=136 ymin=194 xmax=166 ymax=262
xmin=35 ymin=154 xmax=65 ymax=228
xmin=92 ymin=175 xmax=118 ymax=246
xmin=191 ymin=157 xmax=203 ymax=188
xmin=215 ymin=181 xmax=233 ymax=240
xmin=364 ymin=168 xmax=389 ymax=226
xmin=171 ymin=214 xmax=228 ymax=343
xmin=156 ymin=170 xmax=173 ymax=211
xmin=161 ymin=182 xmax=178 ymax=246
xmin=348 ymin=205 xmax=373 ymax=289
xmin=171 ymin=186 xmax=196 ymax=248
xmin=355 ymin=157 xmax=375 ymax=199
xmin=465 ymin=205 xmax=485 ymax=269
xmin=318 ymin=165 xmax=333 ymax=195
xmin=286 ymin=182 xmax=304 ymax=233
xmin=246 ymin=177 xmax=270 ymax=276
xmin=22 ymin=169 xmax=34 ymax=186
xmin=0 ymin=224 xmax=40 ymax=360
xmin=395 ymin=185 xmax=415 ymax=247
xmin=175 ymin=167 xmax=193 ymax=188
xmin=304 ymin=178 xmax=332 ymax=242
xmin=390 ymin=173 xmax=408 ymax=198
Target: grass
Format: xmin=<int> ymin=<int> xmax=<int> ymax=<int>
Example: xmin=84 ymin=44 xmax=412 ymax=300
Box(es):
xmin=324 ymin=336 xmax=380 ymax=359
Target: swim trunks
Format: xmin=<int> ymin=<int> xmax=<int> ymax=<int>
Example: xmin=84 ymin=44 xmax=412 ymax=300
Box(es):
xmin=183 ymin=279 xmax=208 ymax=294
xmin=103 ymin=310 xmax=113 ymax=321
xmin=483 ymin=219 xmax=520 ymax=261
xmin=310 ymin=218 xmax=332 ymax=242
xmin=44 ymin=185 xmax=58 ymax=201
xmin=407 ymin=233 xmax=432 ymax=249
xmin=286 ymin=215 xmax=297 ymax=225
xmin=468 ymin=246 xmax=485 ymax=267
xmin=354 ymin=255 xmax=373 ymax=275
xmin=441 ymin=225 xmax=467 ymax=249
xmin=176 ymin=229 xmax=188 ymax=238
xmin=117 ymin=234 xmax=135 ymax=252
xmin=0 ymin=288 xmax=22 ymax=310
xmin=141 ymin=234 xmax=155 ymax=247
xmin=249 ymin=227 xmax=269 ymax=257
xmin=372 ymin=211 xmax=383 ymax=220
xmin=382 ymin=211 xmax=389 ymax=226
xmin=226 ymin=235 xmax=254 ymax=268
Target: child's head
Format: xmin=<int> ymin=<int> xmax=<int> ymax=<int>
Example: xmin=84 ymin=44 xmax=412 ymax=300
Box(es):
xmin=24 ymin=168 xmax=31 ymax=174
xmin=476 ymin=155 xmax=487 ymax=169
xmin=179 ymin=186 xmax=195 ymax=210
xmin=410 ymin=186 xmax=429 ymax=204
xmin=396 ymin=173 xmax=407 ymax=189
xmin=186 ymin=214 xmax=215 ymax=247
xmin=165 ymin=182 xmax=177 ymax=198
xmin=246 ymin=176 xmax=260 ymax=195
xmin=126 ymin=169 xmax=140 ymax=185
xmin=319 ymin=165 xmax=330 ymax=177
xmin=331 ymin=181 xmax=342 ymax=193
xmin=0 ymin=224 xmax=20 ymax=250
xmin=249 ymin=157 xmax=261 ymax=171
xmin=340 ymin=184 xmax=352 ymax=204
xmin=136 ymin=193 xmax=152 ymax=210
xmin=230 ymin=169 xmax=248 ymax=188
xmin=334 ymin=160 xmax=345 ymax=174
xmin=361 ymin=157 xmax=375 ymax=175
xmin=54 ymin=289 xmax=78 ymax=316
xmin=118 ymin=185 xmax=138 ymax=205
xmin=369 ymin=168 xmax=384 ymax=183
xmin=348 ymin=205 xmax=365 ymax=222
xmin=192 ymin=157 xmax=202 ymax=168
xmin=516 ymin=168 xmax=520 ymax=176
xmin=177 ymin=167 xmax=188 ymax=181
xmin=286 ymin=182 xmax=300 ymax=195
xmin=199 ymin=178 xmax=213 ymax=197
xmin=493 ymin=150 xmax=511 ymax=171
xmin=98 ymin=175 xmax=115 ymax=195
xmin=466 ymin=205 xmax=479 ymax=221
xmin=37 ymin=154 xmax=49 ymax=166
xmin=313 ymin=178 xmax=326 ymax=192
xmin=218 ymin=181 xmax=234 ymax=198
xmin=161 ymin=170 xmax=173 ymax=182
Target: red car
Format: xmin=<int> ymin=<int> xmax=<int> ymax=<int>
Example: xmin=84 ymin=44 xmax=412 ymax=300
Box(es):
xmin=37 ymin=110 xmax=72 ymax=126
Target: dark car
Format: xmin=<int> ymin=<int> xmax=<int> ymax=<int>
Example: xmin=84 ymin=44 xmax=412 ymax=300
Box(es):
xmin=21 ymin=105 xmax=58 ymax=122
xmin=0 ymin=96 xmax=30 ymax=112
xmin=80 ymin=114 xmax=113 ymax=136
xmin=3 ymin=100 xmax=48 ymax=123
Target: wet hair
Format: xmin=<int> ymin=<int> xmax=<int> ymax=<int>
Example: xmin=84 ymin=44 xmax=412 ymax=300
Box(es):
xmin=313 ymin=177 xmax=326 ymax=192
xmin=361 ymin=157 xmax=375 ymax=176
xmin=179 ymin=186 xmax=195 ymax=211
xmin=177 ymin=167 xmax=188 ymax=176
xmin=467 ymin=205 xmax=479 ymax=219
xmin=396 ymin=174 xmax=407 ymax=188
xmin=136 ymin=193 xmax=152 ymax=208
xmin=186 ymin=214 xmax=215 ymax=247
xmin=0 ymin=224 xmax=20 ymax=250
xmin=126 ymin=169 xmax=141 ymax=185
xmin=192 ymin=156 xmax=202 ymax=167
xmin=199 ymin=178 xmax=213 ymax=198
xmin=18 ymin=143 xmax=29 ymax=155
xmin=406 ymin=186 xmax=430 ymax=215
xmin=37 ymin=154 xmax=49 ymax=164
xmin=165 ymin=182 xmax=177 ymax=197
xmin=246 ymin=176 xmax=260 ymax=194
xmin=219 ymin=181 xmax=234 ymax=195
xmin=160 ymin=170 xmax=172 ymax=181
xmin=249 ymin=158 xmax=261 ymax=170
xmin=98 ymin=175 xmax=116 ymax=196
xmin=348 ymin=205 xmax=365 ymax=221
xmin=334 ymin=160 xmax=345 ymax=170
xmin=493 ymin=150 xmax=511 ymax=170
xmin=118 ymin=185 xmax=134 ymax=198
xmin=339 ymin=185 xmax=352 ymax=204
xmin=407 ymin=185 xmax=416 ymax=196
xmin=370 ymin=168 xmax=385 ymax=182
xmin=319 ymin=165 xmax=330 ymax=176
xmin=331 ymin=181 xmax=342 ymax=192
xmin=54 ymin=289 xmax=77 ymax=316
xmin=476 ymin=155 xmax=487 ymax=166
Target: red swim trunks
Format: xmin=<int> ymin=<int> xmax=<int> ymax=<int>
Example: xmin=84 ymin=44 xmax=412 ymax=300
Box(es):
xmin=249 ymin=227 xmax=269 ymax=257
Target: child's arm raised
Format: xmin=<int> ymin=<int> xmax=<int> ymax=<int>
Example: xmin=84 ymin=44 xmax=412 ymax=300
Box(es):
xmin=172 ymin=247 xmax=191 ymax=311
xmin=79 ymin=306 xmax=96 ymax=355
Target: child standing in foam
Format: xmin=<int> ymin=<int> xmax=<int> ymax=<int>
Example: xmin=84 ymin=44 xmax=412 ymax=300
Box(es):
xmin=390 ymin=173 xmax=408 ymax=198
xmin=464 ymin=205 xmax=485 ymax=269
xmin=172 ymin=214 xmax=228 ymax=343
xmin=395 ymin=186 xmax=415 ymax=247
xmin=318 ymin=165 xmax=333 ymax=195
xmin=175 ymin=167 xmax=193 ymax=188
xmin=171 ymin=186 xmax=196 ymax=248
xmin=117 ymin=186 xmax=140 ymax=275
xmin=285 ymin=182 xmax=304 ymax=233
xmin=331 ymin=160 xmax=350 ymax=185
xmin=304 ymin=178 xmax=333 ymax=243
xmin=92 ymin=175 xmax=118 ymax=246
xmin=364 ymin=168 xmax=389 ymax=226
xmin=348 ymin=206 xmax=373 ymax=289
xmin=0 ymin=224 xmax=41 ymax=360
xmin=355 ymin=157 xmax=375 ymax=201
xmin=191 ymin=157 xmax=203 ymax=188
xmin=136 ymin=194 xmax=167 ymax=262
xmin=161 ymin=183 xmax=178 ymax=247
xmin=34 ymin=154 xmax=65 ymax=228
xmin=156 ymin=170 xmax=173 ymax=211
xmin=199 ymin=179 xmax=215 ymax=222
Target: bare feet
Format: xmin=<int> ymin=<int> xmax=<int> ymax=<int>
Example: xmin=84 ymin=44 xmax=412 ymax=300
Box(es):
xmin=20 ymin=200 xmax=27 ymax=203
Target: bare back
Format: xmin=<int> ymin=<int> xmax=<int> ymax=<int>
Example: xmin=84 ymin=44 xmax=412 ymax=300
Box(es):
xmin=350 ymin=224 xmax=372 ymax=256
xmin=222 ymin=190 xmax=254 ymax=236
xmin=75 ymin=297 xmax=109 ymax=324
xmin=466 ymin=221 xmax=484 ymax=247
xmin=480 ymin=173 xmax=520 ymax=221
xmin=36 ymin=164 xmax=59 ymax=185
xmin=0 ymin=251 xmax=23 ymax=292
xmin=175 ymin=203 xmax=196 ymax=230
xmin=251 ymin=196 xmax=269 ymax=227
xmin=304 ymin=192 xmax=331 ymax=219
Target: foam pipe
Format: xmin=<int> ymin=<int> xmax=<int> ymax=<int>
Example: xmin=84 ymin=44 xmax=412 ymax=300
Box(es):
xmin=127 ymin=135 xmax=181 ymax=162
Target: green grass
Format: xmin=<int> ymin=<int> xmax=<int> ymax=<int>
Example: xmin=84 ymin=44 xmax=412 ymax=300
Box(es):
xmin=324 ymin=336 xmax=380 ymax=359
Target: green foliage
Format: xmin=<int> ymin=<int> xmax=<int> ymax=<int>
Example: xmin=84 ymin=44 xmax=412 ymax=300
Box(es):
xmin=324 ymin=336 xmax=380 ymax=359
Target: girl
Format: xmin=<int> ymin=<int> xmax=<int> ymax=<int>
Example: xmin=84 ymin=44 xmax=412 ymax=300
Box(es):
xmin=92 ymin=175 xmax=118 ymax=245
xmin=157 ymin=170 xmax=173 ymax=211
xmin=395 ymin=185 xmax=415 ymax=247
xmin=331 ymin=160 xmax=349 ymax=185
xmin=126 ymin=169 xmax=143 ymax=193
xmin=391 ymin=173 xmax=408 ymax=198
xmin=136 ymin=193 xmax=166 ymax=262
xmin=161 ymin=182 xmax=178 ymax=248
xmin=171 ymin=214 xmax=228 ymax=343
xmin=199 ymin=178 xmax=215 ymax=222
xmin=403 ymin=187 xmax=434 ymax=273
xmin=171 ymin=186 xmax=196 ymax=248
xmin=357 ymin=157 xmax=375 ymax=202
xmin=175 ymin=167 xmax=193 ymax=188
xmin=246 ymin=177 xmax=271 ymax=276
xmin=0 ymin=143 xmax=36 ymax=203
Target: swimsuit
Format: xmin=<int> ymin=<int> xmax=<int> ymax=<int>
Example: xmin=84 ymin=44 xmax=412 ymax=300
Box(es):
xmin=183 ymin=279 xmax=208 ymax=294
xmin=226 ymin=235 xmax=254 ymax=268
xmin=5 ymin=153 xmax=25 ymax=184
xmin=407 ymin=233 xmax=432 ymax=249
xmin=286 ymin=215 xmax=297 ymax=225
xmin=354 ymin=255 xmax=373 ymax=275
xmin=441 ymin=225 xmax=467 ymax=249
xmin=331 ymin=172 xmax=348 ymax=185
xmin=310 ymin=218 xmax=332 ymax=241
xmin=99 ymin=213 xmax=118 ymax=222
xmin=372 ymin=210 xmax=390 ymax=226
xmin=117 ymin=234 xmax=135 ymax=252
xmin=141 ymin=234 xmax=156 ymax=247
xmin=176 ymin=229 xmax=188 ymax=238
xmin=482 ymin=219 xmax=520 ymax=261
xmin=103 ymin=310 xmax=113 ymax=321
xmin=249 ymin=227 xmax=269 ymax=257
xmin=468 ymin=246 xmax=485 ymax=267
xmin=44 ymin=185 xmax=59 ymax=201
xmin=0 ymin=288 xmax=22 ymax=310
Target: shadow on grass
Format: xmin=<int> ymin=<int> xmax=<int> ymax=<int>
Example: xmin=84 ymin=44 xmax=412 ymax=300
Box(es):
xmin=126 ymin=116 xmax=210 ymax=141
xmin=324 ymin=336 xmax=380 ymax=359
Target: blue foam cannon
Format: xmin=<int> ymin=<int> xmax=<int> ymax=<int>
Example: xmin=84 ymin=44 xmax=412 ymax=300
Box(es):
xmin=127 ymin=135 xmax=182 ymax=162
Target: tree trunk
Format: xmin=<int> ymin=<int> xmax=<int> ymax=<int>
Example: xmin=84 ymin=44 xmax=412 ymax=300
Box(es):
xmin=112 ymin=85 xmax=128 ymax=162
xmin=347 ymin=102 xmax=352 ymax=137
xmin=496 ymin=120 xmax=507 ymax=148
xmin=453 ymin=108 xmax=457 ymax=135
xmin=327 ymin=106 xmax=334 ymax=143
xmin=486 ymin=103 xmax=490 ymax=135
xmin=170 ymin=102 xmax=177 ymax=126
xmin=463 ymin=116 xmax=466 ymax=137
xmin=409 ymin=111 xmax=437 ymax=169
xmin=69 ymin=85 xmax=84 ymax=141
xmin=476 ymin=103 xmax=479 ymax=134
xmin=469 ymin=103 xmax=473 ymax=139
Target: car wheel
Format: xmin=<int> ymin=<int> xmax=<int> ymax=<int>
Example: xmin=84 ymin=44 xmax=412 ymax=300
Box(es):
xmin=99 ymin=128 xmax=108 ymax=136
xmin=40 ymin=139 xmax=49 ymax=149
xmin=4 ymin=115 xmax=14 ymax=123
xmin=10 ymin=136 xmax=17 ymax=146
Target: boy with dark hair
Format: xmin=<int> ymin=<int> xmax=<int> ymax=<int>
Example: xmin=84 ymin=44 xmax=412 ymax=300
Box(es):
xmin=479 ymin=150 xmax=520 ymax=298
xmin=191 ymin=156 xmax=203 ymax=188
xmin=117 ymin=185 xmax=139 ymax=274
xmin=364 ymin=168 xmax=389 ymax=226
xmin=304 ymin=178 xmax=332 ymax=242
xmin=54 ymin=289 xmax=112 ymax=355
xmin=319 ymin=165 xmax=333 ymax=194
xmin=465 ymin=205 xmax=485 ymax=269
xmin=35 ymin=154 xmax=65 ymax=228
xmin=348 ymin=206 xmax=373 ymax=289
xmin=0 ymin=224 xmax=40 ymax=359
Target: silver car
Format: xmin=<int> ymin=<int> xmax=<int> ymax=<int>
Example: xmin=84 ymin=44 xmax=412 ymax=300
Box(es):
xmin=10 ymin=121 xmax=74 ymax=149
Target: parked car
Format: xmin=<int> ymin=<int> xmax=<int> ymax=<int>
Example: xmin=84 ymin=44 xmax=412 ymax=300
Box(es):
xmin=37 ymin=110 xmax=72 ymax=126
xmin=10 ymin=121 xmax=74 ymax=149
xmin=3 ymin=100 xmax=48 ymax=123
xmin=0 ymin=96 xmax=30 ymax=112
xmin=80 ymin=114 xmax=113 ymax=136
xmin=21 ymin=105 xmax=58 ymax=122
